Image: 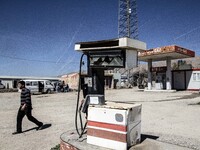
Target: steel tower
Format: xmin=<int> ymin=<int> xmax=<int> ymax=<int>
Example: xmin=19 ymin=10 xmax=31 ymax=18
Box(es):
xmin=118 ymin=0 xmax=138 ymax=39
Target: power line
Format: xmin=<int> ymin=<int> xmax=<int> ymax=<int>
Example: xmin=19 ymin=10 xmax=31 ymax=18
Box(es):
xmin=174 ymin=25 xmax=200 ymax=41
xmin=0 ymin=54 xmax=78 ymax=64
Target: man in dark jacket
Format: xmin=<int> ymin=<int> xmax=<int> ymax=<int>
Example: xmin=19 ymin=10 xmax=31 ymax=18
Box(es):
xmin=12 ymin=80 xmax=43 ymax=134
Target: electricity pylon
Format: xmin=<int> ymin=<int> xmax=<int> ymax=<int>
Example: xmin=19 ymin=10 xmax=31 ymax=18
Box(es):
xmin=118 ymin=0 xmax=138 ymax=39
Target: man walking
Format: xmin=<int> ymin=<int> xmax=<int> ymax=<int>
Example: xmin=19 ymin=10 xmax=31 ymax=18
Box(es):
xmin=12 ymin=80 xmax=43 ymax=134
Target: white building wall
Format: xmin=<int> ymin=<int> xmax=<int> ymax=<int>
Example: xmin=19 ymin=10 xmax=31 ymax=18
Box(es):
xmin=113 ymin=72 xmax=121 ymax=88
xmin=187 ymin=70 xmax=200 ymax=90
xmin=1 ymin=80 xmax=13 ymax=89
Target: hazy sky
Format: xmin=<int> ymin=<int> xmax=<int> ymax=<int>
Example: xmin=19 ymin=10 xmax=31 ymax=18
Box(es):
xmin=0 ymin=0 xmax=200 ymax=77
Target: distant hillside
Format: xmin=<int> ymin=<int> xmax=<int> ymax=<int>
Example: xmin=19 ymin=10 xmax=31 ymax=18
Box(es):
xmin=185 ymin=56 xmax=200 ymax=68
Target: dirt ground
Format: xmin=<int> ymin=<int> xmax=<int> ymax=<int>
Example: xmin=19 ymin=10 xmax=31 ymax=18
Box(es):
xmin=0 ymin=88 xmax=200 ymax=150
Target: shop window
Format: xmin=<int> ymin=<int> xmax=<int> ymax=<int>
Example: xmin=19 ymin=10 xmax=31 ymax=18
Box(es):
xmin=197 ymin=73 xmax=200 ymax=81
xmin=193 ymin=73 xmax=200 ymax=81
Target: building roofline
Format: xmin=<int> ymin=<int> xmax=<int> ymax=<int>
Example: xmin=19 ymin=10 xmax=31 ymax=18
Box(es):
xmin=0 ymin=76 xmax=60 ymax=81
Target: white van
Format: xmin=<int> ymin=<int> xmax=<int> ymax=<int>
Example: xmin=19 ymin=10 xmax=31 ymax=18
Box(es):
xmin=23 ymin=80 xmax=54 ymax=94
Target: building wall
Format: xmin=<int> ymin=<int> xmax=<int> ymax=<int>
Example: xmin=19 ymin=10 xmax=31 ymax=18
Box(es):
xmin=1 ymin=80 xmax=13 ymax=89
xmin=61 ymin=73 xmax=79 ymax=90
xmin=187 ymin=70 xmax=200 ymax=91
xmin=61 ymin=73 xmax=114 ymax=91
xmin=172 ymin=69 xmax=200 ymax=91
xmin=113 ymin=73 xmax=121 ymax=88
xmin=173 ymin=71 xmax=185 ymax=90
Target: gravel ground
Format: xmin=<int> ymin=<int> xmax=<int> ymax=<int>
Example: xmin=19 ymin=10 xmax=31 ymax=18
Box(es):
xmin=0 ymin=88 xmax=200 ymax=150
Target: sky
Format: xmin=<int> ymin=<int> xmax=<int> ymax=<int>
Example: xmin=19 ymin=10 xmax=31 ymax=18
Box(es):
xmin=0 ymin=0 xmax=200 ymax=77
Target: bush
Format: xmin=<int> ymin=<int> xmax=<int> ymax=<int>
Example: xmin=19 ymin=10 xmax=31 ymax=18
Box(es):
xmin=51 ymin=144 xmax=60 ymax=150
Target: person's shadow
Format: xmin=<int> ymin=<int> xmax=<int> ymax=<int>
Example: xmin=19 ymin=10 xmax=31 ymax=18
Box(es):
xmin=23 ymin=123 xmax=52 ymax=133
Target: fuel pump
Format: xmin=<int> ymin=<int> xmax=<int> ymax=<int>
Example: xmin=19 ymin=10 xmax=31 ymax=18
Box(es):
xmin=66 ymin=37 xmax=146 ymax=150
xmin=74 ymin=37 xmax=146 ymax=133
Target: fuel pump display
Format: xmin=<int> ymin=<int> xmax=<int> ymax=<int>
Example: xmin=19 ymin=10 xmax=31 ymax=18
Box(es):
xmin=89 ymin=50 xmax=125 ymax=68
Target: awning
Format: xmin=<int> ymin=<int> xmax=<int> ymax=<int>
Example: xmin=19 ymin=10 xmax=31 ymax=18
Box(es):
xmin=138 ymin=45 xmax=195 ymax=62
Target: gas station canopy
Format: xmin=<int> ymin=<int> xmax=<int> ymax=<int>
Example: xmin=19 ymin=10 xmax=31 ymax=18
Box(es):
xmin=138 ymin=45 xmax=195 ymax=62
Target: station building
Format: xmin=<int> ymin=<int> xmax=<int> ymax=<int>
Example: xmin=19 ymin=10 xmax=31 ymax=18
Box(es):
xmin=138 ymin=45 xmax=200 ymax=91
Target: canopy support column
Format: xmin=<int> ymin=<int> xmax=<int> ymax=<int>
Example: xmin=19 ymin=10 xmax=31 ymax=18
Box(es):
xmin=147 ymin=59 xmax=152 ymax=90
xmin=166 ymin=58 xmax=172 ymax=90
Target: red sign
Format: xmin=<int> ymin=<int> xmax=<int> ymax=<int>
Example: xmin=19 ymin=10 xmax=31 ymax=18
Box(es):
xmin=151 ymin=66 xmax=167 ymax=72
xmin=138 ymin=45 xmax=195 ymax=57
xmin=175 ymin=46 xmax=195 ymax=57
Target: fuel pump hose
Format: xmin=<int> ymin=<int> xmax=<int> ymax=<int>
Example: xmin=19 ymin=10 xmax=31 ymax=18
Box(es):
xmin=75 ymin=53 xmax=85 ymax=137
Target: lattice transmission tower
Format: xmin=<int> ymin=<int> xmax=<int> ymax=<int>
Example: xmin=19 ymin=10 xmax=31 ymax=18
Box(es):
xmin=118 ymin=0 xmax=139 ymax=39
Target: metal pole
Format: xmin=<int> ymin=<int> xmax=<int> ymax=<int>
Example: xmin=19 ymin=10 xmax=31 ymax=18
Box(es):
xmin=127 ymin=0 xmax=130 ymax=37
